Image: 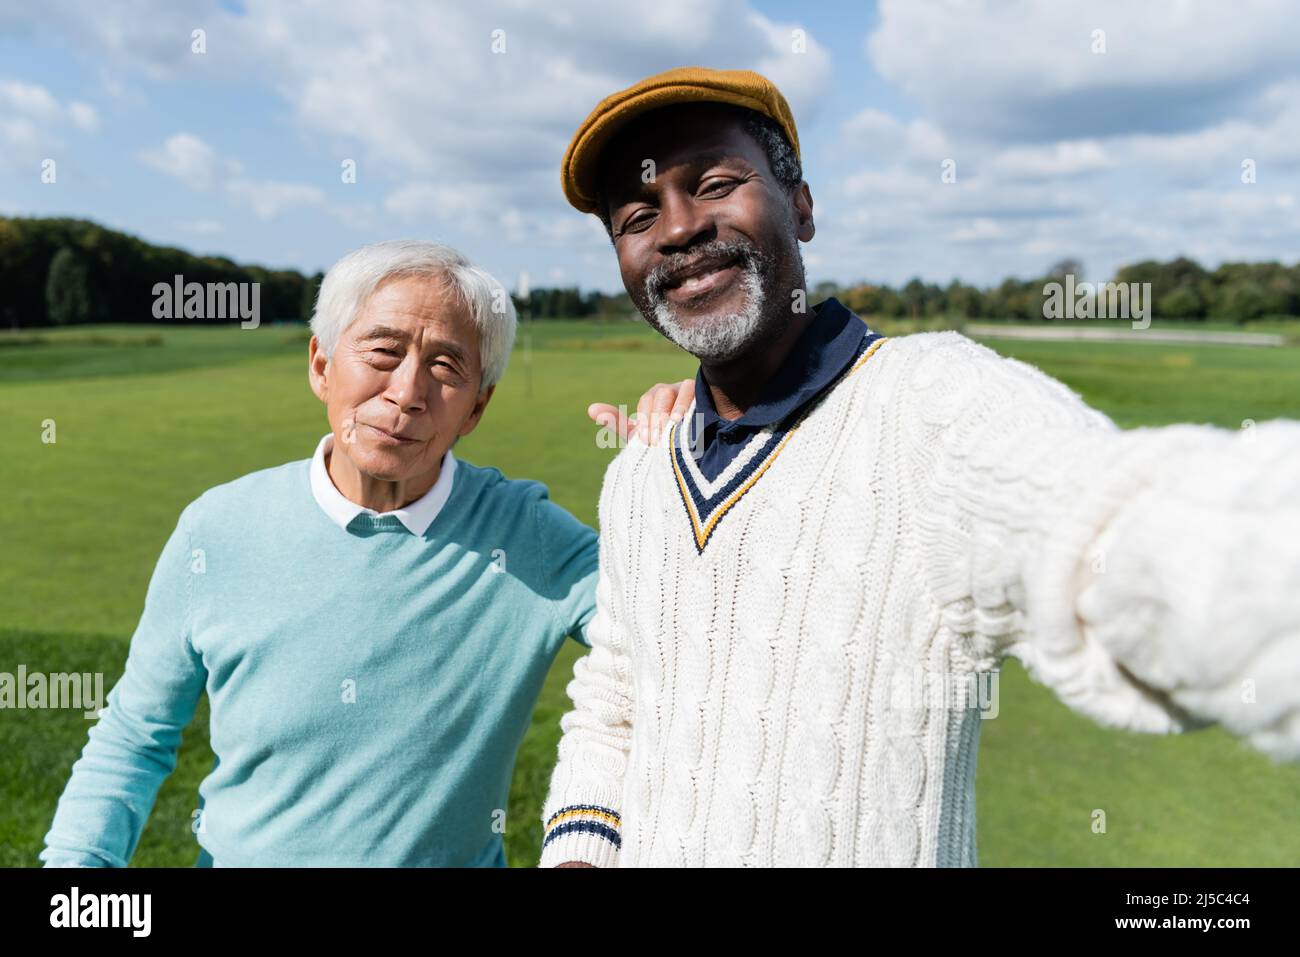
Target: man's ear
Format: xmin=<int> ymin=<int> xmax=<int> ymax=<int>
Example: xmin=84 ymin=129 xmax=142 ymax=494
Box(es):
xmin=457 ymin=383 xmax=496 ymax=438
xmin=308 ymin=335 xmax=329 ymax=403
xmin=793 ymin=181 xmax=814 ymax=242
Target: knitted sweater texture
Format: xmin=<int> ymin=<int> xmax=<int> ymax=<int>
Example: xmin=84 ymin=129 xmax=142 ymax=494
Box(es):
xmin=539 ymin=331 xmax=1300 ymax=867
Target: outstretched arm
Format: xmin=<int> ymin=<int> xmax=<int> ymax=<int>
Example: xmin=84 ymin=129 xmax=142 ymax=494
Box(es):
xmin=903 ymin=333 xmax=1300 ymax=761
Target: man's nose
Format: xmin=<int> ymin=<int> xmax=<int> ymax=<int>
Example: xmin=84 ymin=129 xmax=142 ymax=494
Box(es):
xmin=385 ymin=355 xmax=428 ymax=412
xmin=656 ymin=190 xmax=713 ymax=253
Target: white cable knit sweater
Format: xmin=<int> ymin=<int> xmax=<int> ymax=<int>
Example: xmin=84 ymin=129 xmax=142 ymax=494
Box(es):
xmin=539 ymin=330 xmax=1300 ymax=867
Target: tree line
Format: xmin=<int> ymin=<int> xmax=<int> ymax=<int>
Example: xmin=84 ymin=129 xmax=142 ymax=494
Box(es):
xmin=0 ymin=216 xmax=640 ymax=328
xmin=825 ymin=257 xmax=1300 ymax=323
xmin=4 ymin=217 xmax=1298 ymax=328
xmin=1 ymin=217 xmax=319 ymax=329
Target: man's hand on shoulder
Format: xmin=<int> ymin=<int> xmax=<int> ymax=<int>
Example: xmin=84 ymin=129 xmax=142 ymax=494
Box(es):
xmin=589 ymin=378 xmax=693 ymax=446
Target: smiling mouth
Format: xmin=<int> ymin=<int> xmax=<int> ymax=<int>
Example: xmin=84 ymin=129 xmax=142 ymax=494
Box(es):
xmin=661 ymin=258 xmax=742 ymax=303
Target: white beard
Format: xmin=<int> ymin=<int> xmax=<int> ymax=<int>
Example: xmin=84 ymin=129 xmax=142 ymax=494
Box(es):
xmin=648 ymin=259 xmax=770 ymax=363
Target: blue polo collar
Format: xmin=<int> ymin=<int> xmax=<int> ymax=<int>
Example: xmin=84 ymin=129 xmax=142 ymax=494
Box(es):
xmin=692 ymin=297 xmax=867 ymax=443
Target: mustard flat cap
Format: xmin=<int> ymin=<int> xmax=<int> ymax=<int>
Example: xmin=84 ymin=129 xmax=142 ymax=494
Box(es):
xmin=561 ymin=65 xmax=801 ymax=214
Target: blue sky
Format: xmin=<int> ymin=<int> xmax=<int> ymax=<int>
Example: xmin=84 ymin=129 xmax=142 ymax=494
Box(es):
xmin=2 ymin=0 xmax=1297 ymax=293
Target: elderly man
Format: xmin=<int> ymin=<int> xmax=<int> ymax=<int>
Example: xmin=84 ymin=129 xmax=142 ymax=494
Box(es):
xmin=40 ymin=239 xmax=689 ymax=868
xmin=540 ymin=67 xmax=1300 ymax=868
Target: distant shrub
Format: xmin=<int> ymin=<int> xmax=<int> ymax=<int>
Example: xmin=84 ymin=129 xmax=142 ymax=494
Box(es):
xmin=45 ymin=247 xmax=94 ymax=326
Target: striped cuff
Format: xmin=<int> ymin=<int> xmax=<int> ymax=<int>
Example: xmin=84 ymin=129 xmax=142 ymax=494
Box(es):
xmin=540 ymin=804 xmax=622 ymax=868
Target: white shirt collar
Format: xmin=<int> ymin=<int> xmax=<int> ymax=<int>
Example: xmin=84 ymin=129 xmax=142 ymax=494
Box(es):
xmin=309 ymin=432 xmax=458 ymax=536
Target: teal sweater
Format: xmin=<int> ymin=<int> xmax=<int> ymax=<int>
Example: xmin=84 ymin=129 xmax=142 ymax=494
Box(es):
xmin=40 ymin=454 xmax=598 ymax=867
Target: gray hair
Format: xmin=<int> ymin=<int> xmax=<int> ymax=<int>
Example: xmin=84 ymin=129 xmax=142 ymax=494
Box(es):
xmin=310 ymin=239 xmax=517 ymax=390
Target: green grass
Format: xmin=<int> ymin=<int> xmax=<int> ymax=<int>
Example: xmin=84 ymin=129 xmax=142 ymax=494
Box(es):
xmin=2 ymin=320 xmax=1298 ymax=867
xmin=974 ymin=338 xmax=1300 ymax=428
xmin=0 ymin=323 xmax=310 ymax=382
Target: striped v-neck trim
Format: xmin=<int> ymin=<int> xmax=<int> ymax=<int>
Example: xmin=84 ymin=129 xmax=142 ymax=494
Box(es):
xmin=668 ymin=334 xmax=888 ymax=553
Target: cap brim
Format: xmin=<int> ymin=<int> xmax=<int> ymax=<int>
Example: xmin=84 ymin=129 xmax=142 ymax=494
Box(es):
xmin=562 ymin=81 xmax=779 ymax=215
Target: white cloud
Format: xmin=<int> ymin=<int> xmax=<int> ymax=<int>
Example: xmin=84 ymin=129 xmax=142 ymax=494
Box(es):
xmin=840 ymin=108 xmax=950 ymax=165
xmin=139 ymin=132 xmax=364 ymax=224
xmin=0 ymin=116 xmax=40 ymax=165
xmin=8 ymin=0 xmax=832 ymax=246
xmin=225 ymin=179 xmax=326 ymax=220
xmin=804 ymin=2 xmax=1300 ymax=287
xmin=138 ymin=133 xmax=228 ymax=190
xmin=866 ymin=0 xmax=1300 ymax=143
xmin=0 ymin=79 xmax=102 ymax=168
xmin=988 ymin=140 xmax=1116 ymax=180
xmin=0 ymin=81 xmax=60 ymax=120
xmin=383 ymin=181 xmax=613 ymax=254
xmin=946 ymin=218 xmax=1011 ymax=244
xmin=1123 ymin=78 xmax=1300 ymax=182
xmin=0 ymin=0 xmax=838 ymax=293
xmin=67 ymin=101 xmax=99 ymax=132
xmin=384 ymin=182 xmax=505 ymax=223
